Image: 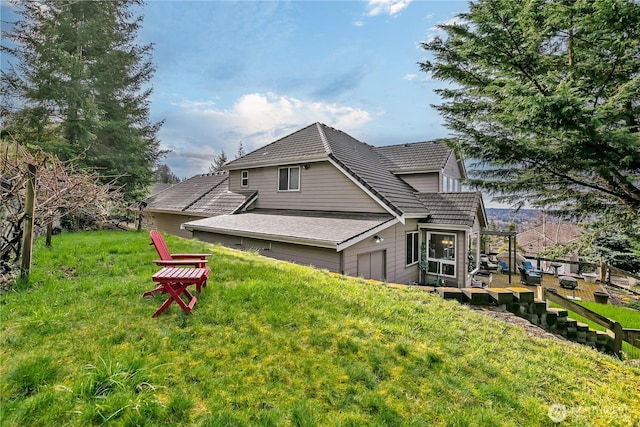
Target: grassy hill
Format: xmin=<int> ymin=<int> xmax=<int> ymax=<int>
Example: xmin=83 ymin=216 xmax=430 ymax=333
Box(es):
xmin=1 ymin=231 xmax=638 ymax=426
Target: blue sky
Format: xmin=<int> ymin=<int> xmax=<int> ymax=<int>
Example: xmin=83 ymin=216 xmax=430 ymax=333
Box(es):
xmin=2 ymin=0 xmax=470 ymax=180
xmin=138 ymin=0 xmax=469 ymax=178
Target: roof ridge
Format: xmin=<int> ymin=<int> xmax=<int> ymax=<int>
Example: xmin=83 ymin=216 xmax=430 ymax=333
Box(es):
xmin=315 ymin=122 xmax=332 ymax=155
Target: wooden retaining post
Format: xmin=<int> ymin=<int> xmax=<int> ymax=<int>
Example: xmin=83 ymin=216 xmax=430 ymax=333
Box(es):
xmin=20 ymin=164 xmax=37 ymax=280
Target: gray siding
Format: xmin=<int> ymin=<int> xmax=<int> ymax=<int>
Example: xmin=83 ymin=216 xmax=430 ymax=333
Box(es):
xmin=342 ymin=220 xmax=420 ymax=284
xmin=397 ymin=173 xmax=439 ymax=193
xmin=436 ymin=155 xmax=463 ymax=192
xmin=192 ymin=230 xmax=341 ymax=272
xmin=147 ymin=212 xmax=204 ymax=239
xmin=229 ymin=161 xmax=386 ymax=213
xmin=442 ymin=154 xmax=463 ymax=180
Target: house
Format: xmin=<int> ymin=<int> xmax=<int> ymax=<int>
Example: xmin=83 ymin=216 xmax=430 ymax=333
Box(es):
xmin=141 ymin=122 xmax=486 ymax=287
xmin=137 ymin=172 xmax=256 ymax=239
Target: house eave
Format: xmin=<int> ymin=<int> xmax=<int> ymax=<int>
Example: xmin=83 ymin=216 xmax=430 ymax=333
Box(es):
xmin=418 ymin=223 xmax=472 ymax=231
xmin=184 ymin=223 xmax=338 ymax=249
xmin=140 ymin=207 xmax=209 ymax=217
xmin=391 ymin=169 xmax=441 ymax=175
xmin=336 ymin=218 xmax=400 ymax=252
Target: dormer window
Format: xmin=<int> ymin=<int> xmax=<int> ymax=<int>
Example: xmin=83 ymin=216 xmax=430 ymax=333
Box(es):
xmin=278 ymin=166 xmax=300 ymax=191
xmin=241 ymin=170 xmax=249 ymax=187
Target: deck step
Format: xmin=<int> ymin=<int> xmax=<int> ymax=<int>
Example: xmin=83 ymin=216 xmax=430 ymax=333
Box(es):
xmin=528 ymin=299 xmax=547 ymax=315
xmin=506 ymin=287 xmax=535 ymax=303
xmin=461 ymin=288 xmax=491 ymax=305
xmin=546 ymin=307 xmax=568 ymax=317
xmin=436 ymin=287 xmax=464 ymax=302
xmin=485 ymin=288 xmax=514 ymax=305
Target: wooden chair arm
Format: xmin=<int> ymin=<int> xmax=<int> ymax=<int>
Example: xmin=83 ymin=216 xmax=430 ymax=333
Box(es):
xmin=171 ymin=254 xmax=211 ymax=259
xmin=153 ymin=259 xmax=208 ymax=266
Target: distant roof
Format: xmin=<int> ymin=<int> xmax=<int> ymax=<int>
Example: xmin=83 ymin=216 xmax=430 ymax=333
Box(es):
xmin=415 ymin=192 xmax=485 ymax=227
xmin=183 ymin=209 xmax=397 ymax=251
xmin=224 ymin=122 xmax=439 ymax=216
xmin=517 ymin=223 xmax=583 ymax=251
xmin=140 ymin=173 xmax=255 ymax=216
xmin=372 ymin=141 xmax=452 ymax=173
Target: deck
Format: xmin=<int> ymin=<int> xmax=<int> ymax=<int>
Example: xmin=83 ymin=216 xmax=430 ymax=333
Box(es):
xmin=486 ymin=271 xmax=632 ymax=304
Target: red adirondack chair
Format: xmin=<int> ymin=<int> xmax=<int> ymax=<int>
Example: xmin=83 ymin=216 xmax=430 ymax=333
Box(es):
xmin=144 ymin=230 xmax=212 ymax=297
xmin=150 ymin=230 xmax=211 ymax=268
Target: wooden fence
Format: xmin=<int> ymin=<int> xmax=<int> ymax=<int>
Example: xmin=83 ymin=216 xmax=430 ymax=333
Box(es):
xmin=543 ymin=288 xmax=640 ymax=357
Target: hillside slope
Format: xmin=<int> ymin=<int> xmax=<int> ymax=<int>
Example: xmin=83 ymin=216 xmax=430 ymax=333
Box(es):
xmin=1 ymin=231 xmax=638 ymax=426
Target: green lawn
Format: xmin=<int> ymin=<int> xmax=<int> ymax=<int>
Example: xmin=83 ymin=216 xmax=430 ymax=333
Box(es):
xmin=548 ymin=301 xmax=640 ymax=360
xmin=1 ymin=231 xmax=639 ymax=426
xmin=576 ymin=302 xmax=640 ymax=329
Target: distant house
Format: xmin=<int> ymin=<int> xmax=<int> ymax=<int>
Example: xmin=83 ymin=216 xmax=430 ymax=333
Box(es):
xmin=517 ymin=223 xmax=583 ymax=275
xmin=140 ymin=123 xmax=487 ymax=287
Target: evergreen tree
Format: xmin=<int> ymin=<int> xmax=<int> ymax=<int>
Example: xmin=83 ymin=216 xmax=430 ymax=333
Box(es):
xmin=419 ymin=0 xmax=640 ymax=232
xmin=236 ymin=141 xmax=246 ymax=159
xmin=154 ymin=164 xmax=180 ymax=184
xmin=209 ymin=150 xmax=228 ymax=173
xmin=1 ymin=0 xmax=164 ymax=201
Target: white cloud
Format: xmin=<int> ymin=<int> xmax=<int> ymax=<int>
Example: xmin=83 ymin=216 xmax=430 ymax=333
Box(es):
xmin=404 ymin=73 xmax=432 ymax=83
xmin=158 ymin=93 xmax=374 ymax=178
xmin=367 ymin=0 xmax=412 ymax=17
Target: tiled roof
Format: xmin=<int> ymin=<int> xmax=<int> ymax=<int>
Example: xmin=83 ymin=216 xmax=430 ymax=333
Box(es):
xmin=225 ymin=123 xmax=431 ymax=216
xmin=223 ymin=124 xmax=329 ymax=169
xmin=372 ymin=141 xmax=452 ymax=172
xmin=186 ymin=189 xmax=256 ymax=216
xmin=141 ymin=173 xmax=254 ymax=216
xmin=415 ymin=192 xmax=484 ymax=227
xmin=183 ymin=209 xmax=396 ymax=249
xmin=150 ymin=183 xmax=173 ymax=195
xmin=141 ymin=124 xmax=482 ymax=226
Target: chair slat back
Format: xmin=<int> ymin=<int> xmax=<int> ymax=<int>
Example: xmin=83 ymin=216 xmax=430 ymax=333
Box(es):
xmin=150 ymin=230 xmax=172 ymax=260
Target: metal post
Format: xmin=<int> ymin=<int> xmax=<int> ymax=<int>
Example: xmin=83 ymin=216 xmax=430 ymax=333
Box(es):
xmin=508 ymin=236 xmax=512 ymax=284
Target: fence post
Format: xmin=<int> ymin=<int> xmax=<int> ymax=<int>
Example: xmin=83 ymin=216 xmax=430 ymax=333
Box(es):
xmin=611 ymin=321 xmax=623 ymax=358
xmin=20 ymin=163 xmax=37 ymax=280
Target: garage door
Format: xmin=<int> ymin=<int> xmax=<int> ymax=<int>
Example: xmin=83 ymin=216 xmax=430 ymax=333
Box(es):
xmin=357 ymin=250 xmax=386 ymax=281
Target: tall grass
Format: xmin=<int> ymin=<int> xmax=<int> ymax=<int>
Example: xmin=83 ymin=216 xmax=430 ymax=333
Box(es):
xmin=1 ymin=230 xmax=639 ymax=426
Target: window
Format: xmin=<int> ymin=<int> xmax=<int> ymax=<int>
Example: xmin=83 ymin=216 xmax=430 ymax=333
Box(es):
xmin=406 ymin=232 xmax=419 ymax=266
xmin=278 ymin=166 xmax=300 ymax=191
xmin=241 ymin=170 xmax=249 ymax=187
xmin=426 ymin=232 xmax=456 ymax=277
xmin=468 ymin=232 xmax=479 ymax=272
xmin=442 ymin=175 xmax=460 ymax=193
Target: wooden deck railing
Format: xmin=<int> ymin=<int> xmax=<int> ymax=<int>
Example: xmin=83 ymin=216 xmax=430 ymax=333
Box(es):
xmin=543 ymin=288 xmax=640 ymax=357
